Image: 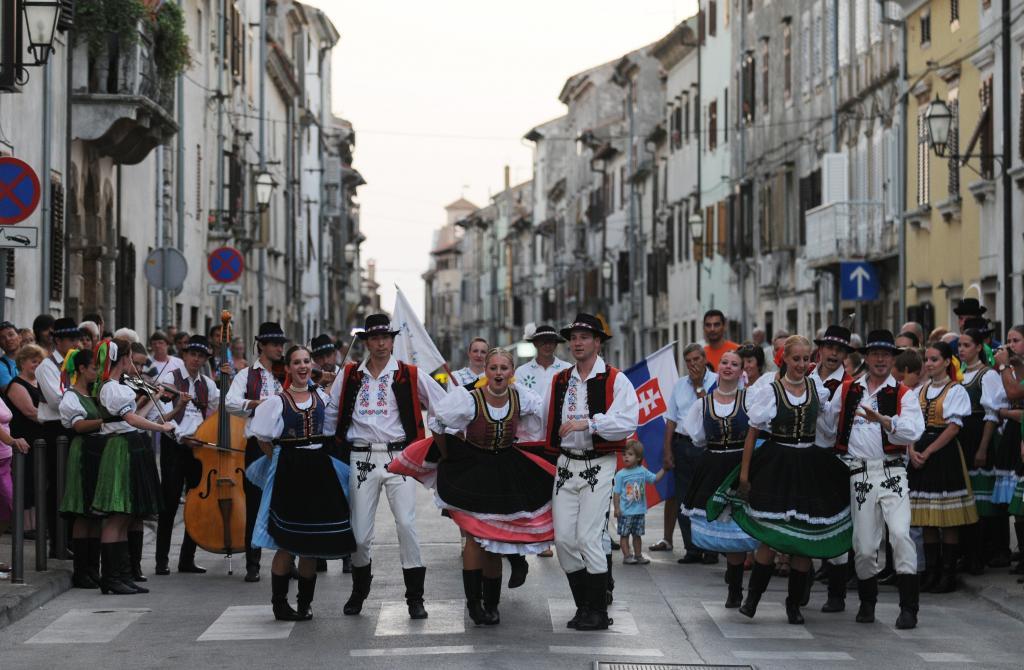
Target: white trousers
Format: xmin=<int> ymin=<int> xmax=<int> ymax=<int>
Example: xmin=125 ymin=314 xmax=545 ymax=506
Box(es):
xmin=349 ymin=447 xmax=423 ymax=569
xmin=553 ymin=452 xmax=615 ymax=574
xmin=847 ymin=458 xmax=916 ymax=579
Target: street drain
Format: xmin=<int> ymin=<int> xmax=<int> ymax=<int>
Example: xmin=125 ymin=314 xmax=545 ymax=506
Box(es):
xmin=595 ymin=665 xmax=753 ymax=670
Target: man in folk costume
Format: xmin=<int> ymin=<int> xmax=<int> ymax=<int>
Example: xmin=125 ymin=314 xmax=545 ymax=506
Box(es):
xmin=225 ymin=322 xmax=287 ymax=582
xmin=831 ymin=330 xmax=925 ymax=629
xmin=809 ymin=325 xmax=855 ymax=611
xmin=546 ymin=313 xmax=639 ymax=631
xmin=326 ymin=314 xmax=447 ymax=620
xmin=153 ymin=335 xmax=219 ymax=575
xmin=310 ymin=333 xmax=340 ymax=389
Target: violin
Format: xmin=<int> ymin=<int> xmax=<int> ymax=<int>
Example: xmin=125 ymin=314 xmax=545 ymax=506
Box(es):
xmin=185 ymin=310 xmax=249 ymax=573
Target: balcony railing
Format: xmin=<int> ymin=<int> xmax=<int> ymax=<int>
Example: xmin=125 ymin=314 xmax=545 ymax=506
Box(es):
xmin=804 ymin=201 xmax=896 ymax=267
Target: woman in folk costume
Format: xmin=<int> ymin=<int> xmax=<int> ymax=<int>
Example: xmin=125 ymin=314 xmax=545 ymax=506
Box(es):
xmin=994 ymin=326 xmax=1024 ymax=574
xmin=389 ymin=348 xmax=552 ymax=626
xmin=680 ymin=350 xmax=759 ymax=609
xmin=247 ymin=345 xmax=356 ymax=621
xmin=91 ymin=338 xmax=174 ymax=594
xmin=908 ymin=341 xmax=978 ymax=593
xmin=955 ymin=324 xmax=1004 ymax=574
xmin=57 ymin=348 xmax=106 ymax=589
xmin=707 ymin=335 xmax=849 ymax=625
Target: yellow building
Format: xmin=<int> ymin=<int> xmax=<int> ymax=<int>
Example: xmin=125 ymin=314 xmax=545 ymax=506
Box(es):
xmin=901 ymin=0 xmax=994 ymax=333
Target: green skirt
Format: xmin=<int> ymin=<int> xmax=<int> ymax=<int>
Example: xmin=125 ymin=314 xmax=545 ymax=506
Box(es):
xmin=91 ymin=432 xmax=162 ymax=517
xmin=1009 ymin=479 xmax=1024 ymax=516
xmin=59 ymin=434 xmax=107 ymax=518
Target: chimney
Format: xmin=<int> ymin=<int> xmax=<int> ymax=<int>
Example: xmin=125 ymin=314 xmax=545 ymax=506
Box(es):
xmin=504 ymin=165 xmax=510 ymax=190
xmin=367 ymin=259 xmax=376 ymax=282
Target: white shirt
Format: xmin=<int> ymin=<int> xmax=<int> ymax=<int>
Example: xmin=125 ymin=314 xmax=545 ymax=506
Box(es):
xmin=99 ymin=381 xmax=140 ymax=435
xmin=147 ymin=355 xmax=185 ymax=379
xmin=838 ymin=374 xmax=925 ymax=461
xmin=664 ymin=370 xmax=717 ymax=436
xmin=59 ymin=391 xmax=96 ymax=430
xmin=682 ymin=395 xmax=744 ymax=447
xmin=157 ymin=368 xmax=220 ymax=441
xmin=251 ymin=388 xmax=333 ymax=445
xmin=36 ymin=350 xmax=65 ymax=422
xmin=918 ymin=382 xmax=971 ymax=427
xmin=225 ymin=360 xmax=283 ymax=438
xmin=809 ymin=365 xmax=847 ymax=447
xmin=325 ymin=355 xmax=447 ymax=444
xmin=963 ymin=367 xmax=1006 ymax=424
xmin=746 ymin=375 xmax=838 ymax=445
xmin=430 ymin=383 xmax=545 ymax=442
xmin=515 ymin=356 xmax=570 ymax=436
xmin=449 ymin=366 xmax=483 ymax=390
xmin=555 ymin=356 xmax=640 ymax=452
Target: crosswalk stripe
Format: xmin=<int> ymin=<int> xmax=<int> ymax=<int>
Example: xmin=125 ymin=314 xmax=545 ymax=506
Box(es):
xmin=549 ymin=645 xmax=663 ymax=657
xmin=374 ymin=599 xmax=465 ymax=636
xmin=732 ymin=651 xmax=854 ymax=661
xmin=351 ymin=645 xmax=502 ymax=657
xmin=917 ymin=652 xmax=974 ymax=663
xmin=198 ymin=606 xmax=294 ymax=641
xmin=26 ymin=608 xmax=150 ymax=644
xmin=547 ymin=598 xmax=639 ymax=635
xmin=702 ymin=601 xmax=814 ymax=639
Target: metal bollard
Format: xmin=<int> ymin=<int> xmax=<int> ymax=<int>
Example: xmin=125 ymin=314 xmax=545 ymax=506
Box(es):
xmin=11 ymin=448 xmax=24 ymax=584
xmin=54 ymin=435 xmax=68 ymax=560
xmin=33 ymin=438 xmax=47 ymax=572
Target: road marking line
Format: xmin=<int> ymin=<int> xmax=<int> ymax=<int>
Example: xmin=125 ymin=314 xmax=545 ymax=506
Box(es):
xmin=917 ymin=652 xmax=974 ymax=663
xmin=198 ymin=605 xmax=294 ymax=641
xmin=351 ymin=645 xmax=504 ymax=657
xmin=549 ymin=645 xmax=663 ymax=657
xmin=375 ymin=599 xmax=465 ymax=636
xmin=26 ymin=608 xmax=150 ymax=644
xmin=547 ymin=598 xmax=639 ymax=635
xmin=732 ymin=651 xmax=854 ymax=661
xmin=702 ymin=601 xmax=813 ymax=640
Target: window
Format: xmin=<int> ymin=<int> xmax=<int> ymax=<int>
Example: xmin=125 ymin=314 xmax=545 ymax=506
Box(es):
xmin=229 ymin=3 xmax=245 ymax=84
xmin=980 ymin=75 xmax=994 ymax=179
xmin=693 ymin=90 xmax=701 ymax=143
xmin=783 ymin=19 xmax=792 ymax=100
xmin=698 ymin=8 xmax=706 ymax=44
xmin=916 ymin=108 xmax=930 ymax=206
xmin=684 ymin=94 xmax=691 ymax=141
xmin=50 ymin=179 xmax=64 ymax=302
xmin=761 ymin=39 xmax=769 ymax=112
xmin=920 ymin=12 xmax=931 ymax=46
xmin=673 ymin=105 xmax=683 ymax=149
xmin=947 ymin=93 xmax=959 ymax=197
xmin=708 ymin=99 xmax=718 ymax=151
xmin=950 ymin=0 xmax=959 ymax=24
xmin=709 ymin=1 xmax=717 ymax=37
xmin=747 ymin=0 xmax=753 ymax=13
xmin=723 ymin=88 xmax=729 ymax=144
xmin=717 ymin=202 xmax=727 ymax=256
xmin=196 ymin=8 xmax=203 ymax=54
xmin=620 ymin=166 xmax=627 ymax=209
xmin=741 ymin=53 xmax=756 ymax=123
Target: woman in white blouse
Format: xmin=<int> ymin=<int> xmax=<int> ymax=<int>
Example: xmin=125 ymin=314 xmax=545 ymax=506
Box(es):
xmin=908 ymin=340 xmax=978 ymax=594
xmin=390 ymin=348 xmax=550 ymax=627
xmin=90 ymin=338 xmax=174 ymax=595
xmin=247 ymin=345 xmax=355 ymax=622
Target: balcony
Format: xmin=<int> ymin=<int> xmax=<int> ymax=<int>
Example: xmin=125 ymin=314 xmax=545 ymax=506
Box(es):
xmin=804 ymin=201 xmax=896 ymax=268
xmin=72 ymin=21 xmax=178 ymax=165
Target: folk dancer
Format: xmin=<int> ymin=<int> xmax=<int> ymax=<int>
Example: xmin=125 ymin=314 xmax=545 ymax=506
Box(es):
xmin=680 ymin=350 xmax=759 ymax=608
xmin=545 ymin=313 xmax=639 ymax=631
xmin=153 ymin=335 xmax=219 ymax=575
xmin=247 ymin=345 xmax=356 ymax=621
xmin=225 ymin=322 xmax=287 ymax=582
xmin=311 ymin=333 xmax=340 ymax=389
xmin=36 ymin=317 xmax=82 ymax=557
xmin=390 ymin=348 xmax=550 ymax=625
xmin=449 ymin=337 xmax=488 ymax=388
xmin=326 ymin=314 xmax=447 ymax=619
xmin=831 ymin=330 xmax=925 ymax=629
xmin=707 ymin=336 xmax=850 ymax=625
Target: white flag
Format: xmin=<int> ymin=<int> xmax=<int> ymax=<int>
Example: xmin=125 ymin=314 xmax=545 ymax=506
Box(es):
xmin=392 ymin=286 xmax=447 ymax=373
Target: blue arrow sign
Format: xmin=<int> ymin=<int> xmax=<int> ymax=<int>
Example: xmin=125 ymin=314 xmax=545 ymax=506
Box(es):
xmin=840 ymin=261 xmax=880 ymax=301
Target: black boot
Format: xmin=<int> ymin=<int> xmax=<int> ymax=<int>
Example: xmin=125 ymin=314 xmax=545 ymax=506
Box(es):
xmin=725 ymin=562 xmax=744 ymax=608
xmin=177 ymin=533 xmax=206 ymax=573
xmin=245 ymin=547 xmax=262 ymax=582
xmin=1012 ymin=521 xmax=1024 ymax=574
xmin=342 ymin=555 xmax=352 ymax=574
xmin=462 ymin=569 xmax=487 ymax=625
xmin=739 ymin=560 xmax=774 ymax=619
xmin=271 ymin=573 xmax=301 ymax=621
xmin=934 ymin=544 xmax=959 ymax=593
xmin=117 ymin=541 xmax=148 ymax=593
xmin=800 ymin=562 xmax=814 ymax=606
xmin=87 ymin=537 xmax=102 ymax=585
xmin=481 ymin=575 xmax=501 ymax=625
xmin=343 ymin=563 xmax=373 ymax=615
xmin=986 ymin=514 xmax=1011 ymax=567
xmin=71 ymin=538 xmax=98 ymax=589
xmin=99 ymin=543 xmax=136 ymax=595
xmin=921 ymin=542 xmax=941 ymax=592
xmin=565 ymin=569 xmax=588 ymax=629
xmin=296 ymin=574 xmax=316 ymax=621
xmin=403 ymin=566 xmax=428 ymax=619
xmin=821 ymin=562 xmax=847 ymax=613
xmin=575 ymin=572 xmax=612 ymax=631
xmin=855 ymin=576 xmax=878 ymax=623
xmin=960 ymin=523 xmax=985 ymax=575
xmin=785 ymin=569 xmax=808 ymax=624
xmin=895 ymin=573 xmax=920 ymax=629
xmin=128 ymin=530 xmax=147 ymax=582
xmin=506 ymin=554 xmax=528 ymax=589
xmin=315 ymin=558 xmax=328 ymax=573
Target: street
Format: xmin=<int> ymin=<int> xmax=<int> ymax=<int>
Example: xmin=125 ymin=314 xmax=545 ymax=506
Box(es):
xmin=2 ymin=487 xmax=1022 ymax=670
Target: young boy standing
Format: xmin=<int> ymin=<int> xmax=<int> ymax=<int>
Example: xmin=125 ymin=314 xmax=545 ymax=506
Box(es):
xmin=613 ymin=440 xmax=666 ymax=564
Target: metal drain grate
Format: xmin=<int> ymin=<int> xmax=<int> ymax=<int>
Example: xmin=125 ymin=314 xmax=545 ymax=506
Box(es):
xmin=595 ymin=665 xmax=754 ymax=670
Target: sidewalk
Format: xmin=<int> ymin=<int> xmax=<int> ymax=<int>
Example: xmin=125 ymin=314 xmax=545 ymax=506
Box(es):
xmin=0 ymin=533 xmax=71 ymax=630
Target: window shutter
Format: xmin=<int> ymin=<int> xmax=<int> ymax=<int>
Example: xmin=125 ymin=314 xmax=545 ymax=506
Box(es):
xmin=50 ymin=179 xmax=64 ymax=302
xmin=5 ymin=250 xmax=13 ymax=288
xmin=717 ymin=202 xmax=727 ymax=256
xmin=821 ymin=153 xmax=849 ymax=204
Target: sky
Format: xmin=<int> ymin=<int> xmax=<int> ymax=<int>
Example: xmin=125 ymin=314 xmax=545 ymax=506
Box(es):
xmin=306 ymin=0 xmax=699 ymax=319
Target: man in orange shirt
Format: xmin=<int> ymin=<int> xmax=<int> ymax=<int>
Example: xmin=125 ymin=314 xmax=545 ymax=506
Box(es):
xmin=702 ymin=310 xmax=738 ymax=372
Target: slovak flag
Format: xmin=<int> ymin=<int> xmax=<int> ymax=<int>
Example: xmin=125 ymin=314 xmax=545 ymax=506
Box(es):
xmin=623 ymin=342 xmax=679 ymax=507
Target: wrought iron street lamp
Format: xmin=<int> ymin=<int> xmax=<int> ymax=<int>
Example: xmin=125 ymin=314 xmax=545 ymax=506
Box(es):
xmin=343 ymin=242 xmax=356 ymax=264
xmin=924 ymin=96 xmax=953 ymax=158
xmin=254 ymin=170 xmax=275 ymax=209
xmin=600 ymin=259 xmax=612 ymax=281
xmin=688 ymin=213 xmax=703 ymax=242
xmin=21 ymin=0 xmax=60 ymax=66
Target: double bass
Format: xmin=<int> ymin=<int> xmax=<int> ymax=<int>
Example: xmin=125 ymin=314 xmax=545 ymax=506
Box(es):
xmin=185 ymin=311 xmax=248 ymax=573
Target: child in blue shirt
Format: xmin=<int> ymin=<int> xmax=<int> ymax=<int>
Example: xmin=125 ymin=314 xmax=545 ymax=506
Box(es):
xmin=613 ymin=439 xmax=666 ymax=564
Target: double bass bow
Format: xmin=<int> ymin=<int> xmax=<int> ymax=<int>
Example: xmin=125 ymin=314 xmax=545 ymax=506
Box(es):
xmin=185 ymin=311 xmax=248 ymax=574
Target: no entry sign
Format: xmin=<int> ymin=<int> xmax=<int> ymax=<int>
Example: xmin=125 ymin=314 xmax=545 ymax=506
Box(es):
xmin=0 ymin=158 xmax=41 ymax=225
xmin=207 ymin=246 xmax=245 ymax=283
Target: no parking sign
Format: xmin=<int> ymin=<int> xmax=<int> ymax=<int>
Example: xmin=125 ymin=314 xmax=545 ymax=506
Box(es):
xmin=0 ymin=157 xmax=41 ymax=225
